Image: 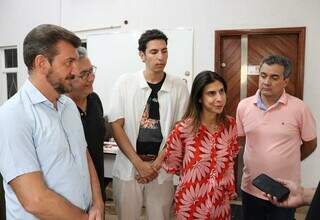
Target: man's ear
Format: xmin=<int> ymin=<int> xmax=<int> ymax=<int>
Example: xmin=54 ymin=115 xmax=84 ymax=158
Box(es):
xmin=139 ymin=51 xmax=146 ymax=63
xmin=283 ymin=77 xmax=289 ymax=87
xmin=34 ymin=54 xmax=50 ymax=72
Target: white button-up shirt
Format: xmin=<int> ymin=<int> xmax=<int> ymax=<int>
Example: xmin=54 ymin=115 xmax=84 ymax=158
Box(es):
xmin=108 ymin=70 xmax=189 ymax=183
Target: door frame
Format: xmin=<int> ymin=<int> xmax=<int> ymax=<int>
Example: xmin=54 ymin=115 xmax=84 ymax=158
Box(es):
xmin=214 ymin=27 xmax=306 ymax=99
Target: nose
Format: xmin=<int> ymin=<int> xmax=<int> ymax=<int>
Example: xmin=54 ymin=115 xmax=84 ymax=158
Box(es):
xmin=71 ymin=62 xmax=79 ymax=75
xmin=87 ymin=72 xmax=95 ymax=82
xmin=157 ymin=51 xmax=164 ymax=60
xmin=216 ymin=93 xmax=223 ymax=102
xmin=264 ymin=76 xmax=272 ymax=85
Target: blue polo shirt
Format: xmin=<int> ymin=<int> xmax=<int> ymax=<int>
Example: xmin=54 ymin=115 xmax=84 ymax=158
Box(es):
xmin=0 ymin=80 xmax=92 ymax=219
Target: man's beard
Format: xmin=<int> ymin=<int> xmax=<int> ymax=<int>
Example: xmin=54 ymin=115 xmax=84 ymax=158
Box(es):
xmin=47 ymin=68 xmax=74 ymax=94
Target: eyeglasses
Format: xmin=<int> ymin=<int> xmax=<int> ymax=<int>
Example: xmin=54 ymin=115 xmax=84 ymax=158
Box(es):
xmin=78 ymin=66 xmax=97 ymax=80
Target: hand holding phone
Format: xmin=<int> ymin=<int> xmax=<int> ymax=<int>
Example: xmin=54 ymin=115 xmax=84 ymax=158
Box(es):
xmin=252 ymin=173 xmax=290 ymax=202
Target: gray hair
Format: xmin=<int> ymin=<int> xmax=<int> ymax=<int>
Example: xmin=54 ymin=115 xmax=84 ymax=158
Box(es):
xmin=77 ymin=46 xmax=88 ymax=59
xmin=260 ymin=55 xmax=292 ymax=79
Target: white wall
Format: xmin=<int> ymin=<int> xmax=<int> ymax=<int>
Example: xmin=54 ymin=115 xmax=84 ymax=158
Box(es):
xmin=0 ymin=0 xmax=319 ymax=187
xmin=0 ymin=0 xmax=61 ymax=103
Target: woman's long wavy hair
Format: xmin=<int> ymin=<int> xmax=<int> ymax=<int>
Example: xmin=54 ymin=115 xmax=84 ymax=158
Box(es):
xmin=182 ymin=70 xmax=228 ymax=132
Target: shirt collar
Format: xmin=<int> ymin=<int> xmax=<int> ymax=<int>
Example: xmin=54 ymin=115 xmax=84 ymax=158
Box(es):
xmin=255 ymin=91 xmax=268 ymax=111
xmin=24 ymin=79 xmax=47 ymax=104
xmin=277 ymin=90 xmax=288 ymax=104
xmin=24 ymin=79 xmax=67 ymax=106
xmin=138 ymin=70 xmax=171 ymax=92
xmin=254 ymin=89 xmax=288 ymax=110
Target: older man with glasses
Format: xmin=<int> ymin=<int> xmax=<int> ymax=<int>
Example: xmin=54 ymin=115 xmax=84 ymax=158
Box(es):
xmin=68 ymin=46 xmax=106 ymax=202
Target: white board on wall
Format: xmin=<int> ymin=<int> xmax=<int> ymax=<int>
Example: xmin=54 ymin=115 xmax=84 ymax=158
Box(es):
xmin=87 ymin=28 xmax=193 ymax=114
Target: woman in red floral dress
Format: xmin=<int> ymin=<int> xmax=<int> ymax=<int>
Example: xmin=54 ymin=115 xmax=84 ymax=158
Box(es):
xmin=163 ymin=71 xmax=239 ymax=220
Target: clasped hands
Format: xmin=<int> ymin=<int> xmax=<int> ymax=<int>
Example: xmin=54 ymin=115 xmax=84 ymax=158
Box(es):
xmin=135 ymin=157 xmax=163 ymax=184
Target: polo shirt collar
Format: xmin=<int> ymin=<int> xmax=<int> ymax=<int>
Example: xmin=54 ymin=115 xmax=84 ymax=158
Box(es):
xmin=277 ymin=90 xmax=288 ymax=104
xmin=255 ymin=91 xmax=268 ymax=111
xmin=254 ymin=89 xmax=288 ymax=108
xmin=138 ymin=70 xmax=171 ymax=92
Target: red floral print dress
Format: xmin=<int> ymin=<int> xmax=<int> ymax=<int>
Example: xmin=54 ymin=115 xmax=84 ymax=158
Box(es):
xmin=163 ymin=117 xmax=239 ymax=220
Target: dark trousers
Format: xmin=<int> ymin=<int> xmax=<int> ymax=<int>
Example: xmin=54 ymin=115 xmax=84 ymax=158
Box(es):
xmin=242 ymin=190 xmax=295 ymax=220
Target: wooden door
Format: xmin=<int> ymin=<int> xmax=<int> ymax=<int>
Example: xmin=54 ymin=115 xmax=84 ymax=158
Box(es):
xmin=216 ymin=35 xmax=241 ymax=117
xmin=247 ymin=33 xmax=301 ymax=97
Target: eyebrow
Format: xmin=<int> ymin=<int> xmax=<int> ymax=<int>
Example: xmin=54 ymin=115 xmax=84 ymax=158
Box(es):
xmin=66 ymin=57 xmax=77 ymax=62
xmin=81 ymin=66 xmax=94 ymax=71
xmin=149 ymin=47 xmax=167 ymax=51
xmin=207 ymin=87 xmax=224 ymax=92
xmin=260 ymin=72 xmax=281 ymax=77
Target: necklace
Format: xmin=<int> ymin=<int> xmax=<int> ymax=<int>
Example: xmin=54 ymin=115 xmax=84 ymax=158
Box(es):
xmin=203 ymin=122 xmax=219 ymax=133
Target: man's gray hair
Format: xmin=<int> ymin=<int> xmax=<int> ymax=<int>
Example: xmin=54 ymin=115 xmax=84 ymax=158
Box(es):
xmin=260 ymin=55 xmax=292 ymax=79
xmin=77 ymin=46 xmax=88 ymax=59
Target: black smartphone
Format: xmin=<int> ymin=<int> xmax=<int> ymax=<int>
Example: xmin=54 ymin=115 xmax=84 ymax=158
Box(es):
xmin=252 ymin=173 xmax=290 ymax=202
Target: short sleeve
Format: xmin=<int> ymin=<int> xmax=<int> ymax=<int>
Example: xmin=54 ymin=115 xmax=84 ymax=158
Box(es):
xmin=300 ymin=104 xmax=317 ymax=141
xmin=107 ymin=77 xmax=125 ymax=122
xmin=162 ymin=123 xmax=184 ymax=174
xmin=0 ymin=112 xmax=40 ymax=184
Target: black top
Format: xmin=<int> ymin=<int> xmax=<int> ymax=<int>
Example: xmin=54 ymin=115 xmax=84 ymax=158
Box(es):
xmin=77 ymin=92 xmax=106 ymax=202
xmin=136 ymin=74 xmax=166 ymax=156
xmin=306 ymin=181 xmax=320 ymax=220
